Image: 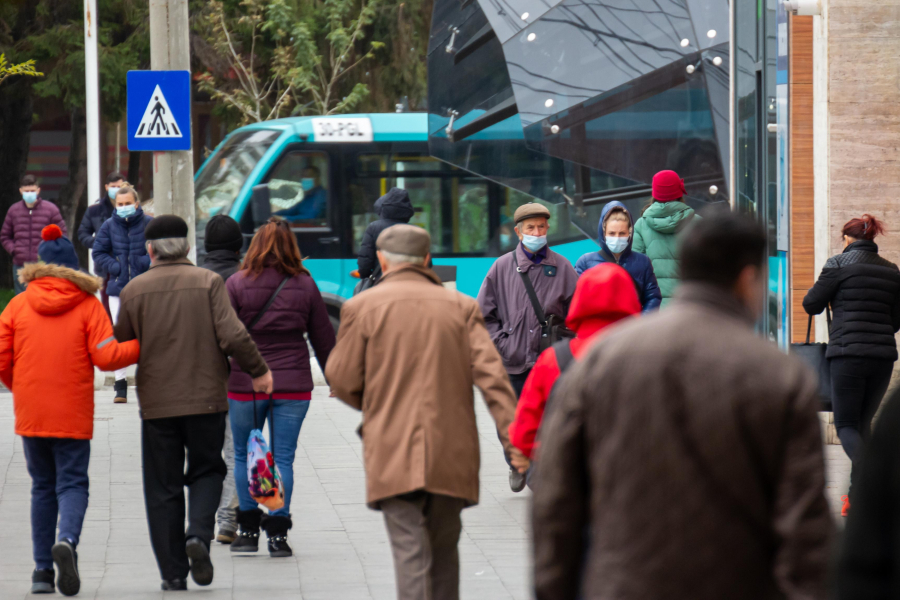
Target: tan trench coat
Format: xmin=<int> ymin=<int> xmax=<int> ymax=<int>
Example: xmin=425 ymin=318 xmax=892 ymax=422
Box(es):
xmin=326 ymin=264 xmax=517 ymax=507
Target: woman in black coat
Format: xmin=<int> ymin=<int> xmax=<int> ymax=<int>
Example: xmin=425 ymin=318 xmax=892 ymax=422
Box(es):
xmin=803 ymin=214 xmax=900 ymax=515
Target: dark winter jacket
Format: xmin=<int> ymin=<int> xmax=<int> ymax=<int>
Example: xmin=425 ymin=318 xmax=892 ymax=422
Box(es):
xmin=632 ymin=200 xmax=698 ymax=305
xmin=0 ymin=199 xmax=67 ymax=266
xmin=837 ymin=386 xmax=900 ymax=598
xmin=803 ymin=240 xmax=900 ymax=361
xmin=226 ymin=266 xmax=336 ymax=395
xmin=202 ymin=250 xmax=242 ymax=282
xmin=357 ymin=188 xmax=415 ymax=278
xmin=91 ymin=208 xmax=152 ymax=297
xmin=574 ymin=201 xmax=662 ymax=312
xmin=77 ymin=196 xmax=115 ymax=251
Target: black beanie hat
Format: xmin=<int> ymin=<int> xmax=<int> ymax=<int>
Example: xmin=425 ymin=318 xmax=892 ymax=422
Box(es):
xmin=204 ymin=215 xmax=243 ymax=253
xmin=145 ymin=215 xmax=188 ymax=240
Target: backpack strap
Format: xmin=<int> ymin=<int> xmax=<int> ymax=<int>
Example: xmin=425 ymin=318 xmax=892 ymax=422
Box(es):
xmin=552 ymin=339 xmax=575 ymax=374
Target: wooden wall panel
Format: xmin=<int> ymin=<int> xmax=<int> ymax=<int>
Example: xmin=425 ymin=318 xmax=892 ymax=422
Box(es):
xmin=790 ymin=16 xmax=815 ymax=343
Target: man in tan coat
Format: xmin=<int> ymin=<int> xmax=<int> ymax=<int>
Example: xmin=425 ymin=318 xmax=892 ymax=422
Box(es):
xmin=532 ymin=211 xmax=834 ymax=600
xmin=326 ymin=224 xmax=527 ymax=600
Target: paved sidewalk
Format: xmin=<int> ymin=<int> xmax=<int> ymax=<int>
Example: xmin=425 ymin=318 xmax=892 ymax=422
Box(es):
xmin=0 ymin=387 xmax=851 ymax=599
xmin=0 ymin=388 xmax=530 ymax=599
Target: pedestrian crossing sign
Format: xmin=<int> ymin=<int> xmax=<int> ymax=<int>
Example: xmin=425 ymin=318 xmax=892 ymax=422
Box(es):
xmin=127 ymin=70 xmax=191 ymax=152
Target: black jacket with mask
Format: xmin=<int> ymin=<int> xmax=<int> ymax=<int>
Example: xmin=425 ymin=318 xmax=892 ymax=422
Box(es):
xmin=356 ymin=188 xmax=415 ymax=278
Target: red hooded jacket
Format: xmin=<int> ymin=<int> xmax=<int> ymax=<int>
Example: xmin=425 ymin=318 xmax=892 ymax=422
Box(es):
xmin=509 ymin=263 xmax=641 ymax=458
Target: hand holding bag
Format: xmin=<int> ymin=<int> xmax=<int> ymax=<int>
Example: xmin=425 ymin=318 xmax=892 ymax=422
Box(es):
xmin=789 ymin=309 xmax=833 ymax=411
xmin=248 ymin=393 xmax=285 ymax=511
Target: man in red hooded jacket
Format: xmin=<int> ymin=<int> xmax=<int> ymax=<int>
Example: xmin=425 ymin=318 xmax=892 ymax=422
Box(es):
xmin=509 ymin=263 xmax=641 ymax=459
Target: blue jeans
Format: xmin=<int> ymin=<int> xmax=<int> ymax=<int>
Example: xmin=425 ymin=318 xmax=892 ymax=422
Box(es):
xmin=13 ymin=264 xmax=26 ymax=295
xmin=22 ymin=437 xmax=90 ymax=570
xmin=229 ymin=399 xmax=310 ymax=517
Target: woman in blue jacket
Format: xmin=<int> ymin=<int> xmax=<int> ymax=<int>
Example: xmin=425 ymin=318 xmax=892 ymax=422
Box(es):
xmin=575 ymin=201 xmax=662 ymax=312
xmin=91 ymin=185 xmax=152 ymax=403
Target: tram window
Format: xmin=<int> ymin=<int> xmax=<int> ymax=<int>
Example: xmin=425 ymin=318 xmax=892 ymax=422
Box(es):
xmin=350 ymin=154 xmax=490 ymax=255
xmin=264 ymin=152 xmax=330 ymax=228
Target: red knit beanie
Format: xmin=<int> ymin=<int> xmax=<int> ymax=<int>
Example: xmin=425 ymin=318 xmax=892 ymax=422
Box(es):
xmin=651 ymin=170 xmax=685 ymax=202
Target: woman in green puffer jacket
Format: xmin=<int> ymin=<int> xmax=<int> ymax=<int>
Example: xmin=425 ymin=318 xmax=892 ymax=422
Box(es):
xmin=632 ymin=170 xmax=699 ymax=305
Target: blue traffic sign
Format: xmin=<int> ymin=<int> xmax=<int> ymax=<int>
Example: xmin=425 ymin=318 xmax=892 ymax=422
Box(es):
xmin=127 ymin=70 xmax=191 ymax=152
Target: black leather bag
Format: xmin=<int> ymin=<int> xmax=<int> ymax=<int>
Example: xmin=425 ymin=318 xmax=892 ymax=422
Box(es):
xmin=517 ymin=266 xmax=575 ymax=352
xmin=790 ymin=310 xmax=833 ymax=411
xmin=353 ymin=264 xmax=382 ymax=296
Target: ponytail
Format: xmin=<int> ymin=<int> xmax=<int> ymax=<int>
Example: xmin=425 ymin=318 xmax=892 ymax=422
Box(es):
xmin=842 ymin=214 xmax=885 ymax=241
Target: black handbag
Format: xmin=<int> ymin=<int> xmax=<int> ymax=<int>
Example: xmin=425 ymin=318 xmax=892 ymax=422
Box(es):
xmin=353 ymin=264 xmax=382 ymax=296
xmin=517 ymin=265 xmax=575 ymax=352
xmin=790 ymin=309 xmax=833 ymax=411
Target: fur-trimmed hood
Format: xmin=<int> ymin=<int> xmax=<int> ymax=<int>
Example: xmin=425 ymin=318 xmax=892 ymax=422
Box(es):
xmin=19 ymin=263 xmax=103 ymax=316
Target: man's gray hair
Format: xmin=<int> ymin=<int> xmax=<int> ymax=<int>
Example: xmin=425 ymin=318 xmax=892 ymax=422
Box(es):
xmin=380 ymin=249 xmax=426 ymax=267
xmin=148 ymin=237 xmax=190 ymax=261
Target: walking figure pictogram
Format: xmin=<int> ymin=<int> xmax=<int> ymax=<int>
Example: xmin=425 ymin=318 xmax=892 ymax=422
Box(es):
xmin=135 ymin=85 xmax=182 ymax=139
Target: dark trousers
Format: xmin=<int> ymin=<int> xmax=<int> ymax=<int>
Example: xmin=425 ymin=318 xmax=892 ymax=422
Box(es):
xmin=22 ymin=437 xmax=91 ymax=570
xmin=831 ymin=357 xmax=894 ymax=494
xmin=380 ymin=492 xmax=466 ymax=600
xmin=142 ymin=412 xmax=226 ymax=581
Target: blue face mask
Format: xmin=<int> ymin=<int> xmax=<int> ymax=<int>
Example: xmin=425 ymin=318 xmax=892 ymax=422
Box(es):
xmin=500 ymin=233 xmax=513 ymax=247
xmin=301 ymin=178 xmax=315 ymax=192
xmin=521 ymin=234 xmax=547 ymax=252
xmin=108 ymin=187 xmax=119 ymax=201
xmin=22 ymin=191 xmax=37 ymax=204
xmin=117 ymin=204 xmax=137 ymax=219
xmin=605 ymin=236 xmax=629 ymax=254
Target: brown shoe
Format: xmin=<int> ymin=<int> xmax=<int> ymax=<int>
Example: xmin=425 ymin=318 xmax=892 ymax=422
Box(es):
xmin=216 ymin=527 xmax=236 ymax=544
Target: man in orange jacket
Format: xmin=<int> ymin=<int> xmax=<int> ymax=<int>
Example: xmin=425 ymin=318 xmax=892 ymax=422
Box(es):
xmin=0 ymin=224 xmax=140 ymax=596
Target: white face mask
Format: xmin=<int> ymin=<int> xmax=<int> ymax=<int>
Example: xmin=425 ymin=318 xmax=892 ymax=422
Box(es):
xmin=605 ymin=236 xmax=629 ymax=254
xmin=521 ymin=234 xmax=547 ymax=252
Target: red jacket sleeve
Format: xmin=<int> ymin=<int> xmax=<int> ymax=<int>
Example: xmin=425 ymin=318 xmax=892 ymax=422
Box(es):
xmin=509 ymin=347 xmax=561 ymax=459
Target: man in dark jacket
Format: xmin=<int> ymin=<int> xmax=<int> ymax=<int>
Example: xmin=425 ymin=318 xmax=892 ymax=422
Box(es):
xmin=533 ymin=211 xmax=833 ymax=600
xmin=1 ymin=174 xmax=67 ymax=294
xmin=574 ymin=201 xmax=662 ymax=311
xmin=837 ymin=386 xmax=900 ymax=598
xmin=357 ymin=187 xmax=415 ymax=279
xmin=477 ymin=202 xmax=577 ymax=492
xmin=200 ymin=214 xmax=244 ymax=544
xmin=77 ymin=171 xmax=123 ymax=312
xmin=114 ymin=216 xmax=272 ymax=591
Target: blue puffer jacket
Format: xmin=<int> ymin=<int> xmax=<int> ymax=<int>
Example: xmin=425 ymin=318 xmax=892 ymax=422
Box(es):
xmin=91 ymin=208 xmax=153 ymax=296
xmin=574 ymin=201 xmax=662 ymax=312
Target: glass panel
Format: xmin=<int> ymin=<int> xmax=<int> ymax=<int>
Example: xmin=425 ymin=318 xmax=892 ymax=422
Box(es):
xmin=264 ymin=152 xmax=330 ymax=229
xmin=194 ymin=129 xmax=280 ymax=226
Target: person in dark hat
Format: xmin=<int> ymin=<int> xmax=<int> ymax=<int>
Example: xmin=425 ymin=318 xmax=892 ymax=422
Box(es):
xmin=0 ymin=224 xmax=140 ymax=596
xmin=476 ymin=202 xmax=577 ymax=492
xmin=199 ymin=214 xmax=245 ymax=544
xmin=356 ymin=187 xmax=416 ymax=286
xmin=112 ymin=215 xmax=273 ymax=591
xmin=327 ymin=224 xmax=525 ymax=600
xmin=632 ymin=170 xmax=700 ymax=305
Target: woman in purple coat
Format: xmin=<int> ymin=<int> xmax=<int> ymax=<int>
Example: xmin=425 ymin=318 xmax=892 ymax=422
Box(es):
xmin=226 ymin=218 xmax=335 ymax=557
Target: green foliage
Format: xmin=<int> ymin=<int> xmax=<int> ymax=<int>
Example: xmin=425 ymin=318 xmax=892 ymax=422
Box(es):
xmin=196 ymin=0 xmax=384 ymax=123
xmin=0 ymin=288 xmax=14 ymax=314
xmin=0 ymin=54 xmax=43 ymax=88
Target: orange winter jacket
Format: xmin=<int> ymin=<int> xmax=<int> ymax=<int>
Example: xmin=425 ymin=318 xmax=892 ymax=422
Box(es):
xmin=0 ymin=263 xmax=140 ymax=439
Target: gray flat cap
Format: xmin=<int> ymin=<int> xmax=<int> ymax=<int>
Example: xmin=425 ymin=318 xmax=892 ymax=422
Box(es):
xmin=513 ymin=202 xmax=552 ymax=224
xmin=376 ymin=224 xmax=431 ymax=257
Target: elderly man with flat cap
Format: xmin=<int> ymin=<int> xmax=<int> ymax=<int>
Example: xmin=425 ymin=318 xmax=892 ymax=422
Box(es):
xmin=113 ymin=215 xmax=273 ymax=591
xmin=327 ymin=224 xmax=526 ymax=600
xmin=476 ymin=202 xmax=578 ymax=491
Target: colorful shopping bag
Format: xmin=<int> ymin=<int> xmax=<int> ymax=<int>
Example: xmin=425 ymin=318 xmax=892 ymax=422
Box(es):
xmin=247 ymin=395 xmax=285 ymax=511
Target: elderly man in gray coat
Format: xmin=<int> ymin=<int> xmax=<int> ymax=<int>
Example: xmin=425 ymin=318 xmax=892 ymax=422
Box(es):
xmin=477 ymin=202 xmax=577 ymax=492
xmin=533 ymin=211 xmax=833 ymax=600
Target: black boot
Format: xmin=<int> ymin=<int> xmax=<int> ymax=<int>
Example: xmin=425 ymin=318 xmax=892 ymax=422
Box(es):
xmin=51 ymin=540 xmax=80 ymax=597
xmin=230 ymin=508 xmax=262 ymax=553
xmin=262 ymin=514 xmax=293 ymax=558
xmin=114 ymin=379 xmax=127 ymax=404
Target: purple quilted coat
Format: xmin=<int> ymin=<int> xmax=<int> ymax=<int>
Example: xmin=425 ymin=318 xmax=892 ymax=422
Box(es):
xmin=1 ymin=199 xmax=67 ymax=266
xmin=226 ymin=266 xmax=335 ymax=395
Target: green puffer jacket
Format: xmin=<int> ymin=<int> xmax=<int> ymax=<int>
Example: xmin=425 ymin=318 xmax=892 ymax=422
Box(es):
xmin=632 ymin=201 xmax=698 ymax=305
